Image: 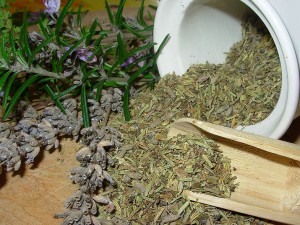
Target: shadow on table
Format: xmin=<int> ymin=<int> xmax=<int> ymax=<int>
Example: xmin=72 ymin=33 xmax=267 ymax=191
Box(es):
xmin=281 ymin=116 xmax=300 ymax=144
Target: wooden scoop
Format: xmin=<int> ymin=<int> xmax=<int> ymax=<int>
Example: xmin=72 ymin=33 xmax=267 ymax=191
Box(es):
xmin=168 ymin=118 xmax=300 ymax=225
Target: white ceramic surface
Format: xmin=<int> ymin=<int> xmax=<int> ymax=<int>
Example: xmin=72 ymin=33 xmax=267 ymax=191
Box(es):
xmin=154 ymin=0 xmax=300 ymax=139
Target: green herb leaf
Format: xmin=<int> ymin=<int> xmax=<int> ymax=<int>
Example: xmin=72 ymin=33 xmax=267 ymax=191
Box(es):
xmin=29 ymin=36 xmax=55 ymax=65
xmin=20 ymin=11 xmax=32 ymax=59
xmin=115 ymin=0 xmax=126 ymax=28
xmin=93 ymin=30 xmax=109 ymax=47
xmin=95 ymin=80 xmax=105 ymax=101
xmin=147 ymin=10 xmax=155 ymax=23
xmin=104 ymin=80 xmax=127 ymax=87
xmin=153 ymin=34 xmax=170 ymax=63
xmin=128 ymin=60 xmax=153 ymax=84
xmin=0 ymin=70 xmax=11 ymax=91
xmin=149 ymin=78 xmax=155 ymax=90
xmin=44 ymin=84 xmax=66 ymax=114
xmin=38 ymin=18 xmax=50 ymax=38
xmin=82 ymin=67 xmax=99 ymax=82
xmin=55 ymin=83 xmax=81 ymax=99
xmin=3 ymin=74 xmax=40 ymax=120
xmin=8 ymin=32 xmax=16 ymax=62
xmin=38 ymin=77 xmax=54 ymax=83
xmin=148 ymin=4 xmax=158 ymax=11
xmin=105 ymin=0 xmax=115 ymax=25
xmin=107 ymin=60 xmax=120 ymax=77
xmin=0 ymin=35 xmax=9 ymax=66
xmin=81 ymin=83 xmax=90 ymax=127
xmin=2 ymin=72 xmax=18 ymax=110
xmin=58 ymin=32 xmax=89 ymax=70
xmin=85 ymin=19 xmax=98 ymax=45
xmin=137 ymin=0 xmax=147 ymax=27
xmin=123 ymin=85 xmax=130 ymax=121
xmin=140 ymin=24 xmax=154 ymax=32
xmin=55 ymin=0 xmax=74 ymax=44
xmin=127 ymin=42 xmax=155 ymax=57
xmin=16 ymin=50 xmax=29 ymax=68
xmin=143 ymin=72 xmax=156 ymax=80
xmin=122 ymin=22 xmax=146 ymax=39
xmin=75 ymin=1 xmax=84 ymax=28
xmin=117 ymin=33 xmax=127 ymax=62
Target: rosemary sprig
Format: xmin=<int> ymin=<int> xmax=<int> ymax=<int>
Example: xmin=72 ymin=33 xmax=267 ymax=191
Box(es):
xmin=0 ymin=0 xmax=166 ymax=124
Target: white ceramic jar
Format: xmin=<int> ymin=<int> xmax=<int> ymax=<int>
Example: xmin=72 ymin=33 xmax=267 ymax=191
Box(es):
xmin=154 ymin=0 xmax=300 ymax=139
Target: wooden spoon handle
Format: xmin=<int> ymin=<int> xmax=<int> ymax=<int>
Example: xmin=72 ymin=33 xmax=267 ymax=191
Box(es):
xmin=184 ymin=190 xmax=300 ymax=225
xmin=168 ymin=118 xmax=300 ymax=161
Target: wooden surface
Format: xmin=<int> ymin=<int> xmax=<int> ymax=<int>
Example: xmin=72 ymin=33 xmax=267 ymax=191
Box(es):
xmin=0 ymin=139 xmax=80 ymax=225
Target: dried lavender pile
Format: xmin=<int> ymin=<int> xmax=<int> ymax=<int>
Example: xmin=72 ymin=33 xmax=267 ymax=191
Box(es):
xmin=181 ymin=16 xmax=281 ymax=127
xmin=0 ymin=88 xmax=127 ymax=224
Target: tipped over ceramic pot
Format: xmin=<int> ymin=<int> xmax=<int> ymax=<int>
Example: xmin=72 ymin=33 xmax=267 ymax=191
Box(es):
xmin=154 ymin=0 xmax=300 ymax=139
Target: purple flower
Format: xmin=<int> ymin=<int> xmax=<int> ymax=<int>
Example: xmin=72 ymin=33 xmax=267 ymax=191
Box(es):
xmin=76 ymin=48 xmax=97 ymax=64
xmin=43 ymin=0 xmax=60 ymax=14
xmin=43 ymin=0 xmax=60 ymax=25
xmin=59 ymin=46 xmax=98 ymax=64
xmin=121 ymin=52 xmax=146 ymax=69
xmin=121 ymin=56 xmax=136 ymax=68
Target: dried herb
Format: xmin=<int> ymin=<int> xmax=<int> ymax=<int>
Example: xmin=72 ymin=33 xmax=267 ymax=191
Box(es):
xmin=93 ymin=14 xmax=278 ymax=224
xmin=184 ymin=15 xmax=281 ymax=127
xmin=99 ymin=87 xmax=267 ymax=224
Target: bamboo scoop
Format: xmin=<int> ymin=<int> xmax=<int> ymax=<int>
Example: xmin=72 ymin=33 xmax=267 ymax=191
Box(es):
xmin=167 ymin=118 xmax=300 ymax=225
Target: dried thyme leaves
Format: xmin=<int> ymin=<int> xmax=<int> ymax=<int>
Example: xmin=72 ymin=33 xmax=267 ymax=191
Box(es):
xmin=190 ymin=16 xmax=280 ymax=127
xmin=179 ymin=16 xmax=281 ymax=127
xmin=103 ymin=96 xmax=267 ymax=224
xmin=96 ymin=15 xmax=277 ymax=224
xmin=104 ymin=133 xmax=239 ymax=224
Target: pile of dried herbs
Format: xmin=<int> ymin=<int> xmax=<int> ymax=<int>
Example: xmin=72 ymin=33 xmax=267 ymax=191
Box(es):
xmin=180 ymin=16 xmax=281 ymax=127
xmin=92 ymin=14 xmax=280 ymax=224
xmin=100 ymin=84 xmax=266 ymax=224
xmin=103 ymin=128 xmax=242 ymax=223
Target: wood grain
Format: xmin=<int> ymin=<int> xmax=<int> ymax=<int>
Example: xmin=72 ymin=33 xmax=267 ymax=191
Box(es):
xmin=168 ymin=118 xmax=300 ymax=225
xmin=0 ymin=139 xmax=80 ymax=225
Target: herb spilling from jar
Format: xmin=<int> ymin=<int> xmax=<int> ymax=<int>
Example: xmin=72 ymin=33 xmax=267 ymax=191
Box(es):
xmin=165 ymin=15 xmax=281 ymax=128
xmin=97 ymin=15 xmax=275 ymax=224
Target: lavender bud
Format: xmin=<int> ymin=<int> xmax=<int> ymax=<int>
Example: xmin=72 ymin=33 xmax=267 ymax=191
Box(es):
xmin=121 ymin=56 xmax=136 ymax=69
xmin=76 ymin=48 xmax=97 ymax=64
xmin=43 ymin=0 xmax=60 ymax=14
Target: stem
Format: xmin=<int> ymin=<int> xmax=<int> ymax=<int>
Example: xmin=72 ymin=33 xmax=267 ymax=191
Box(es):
xmin=26 ymin=67 xmax=64 ymax=79
xmin=8 ymin=63 xmax=65 ymax=79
